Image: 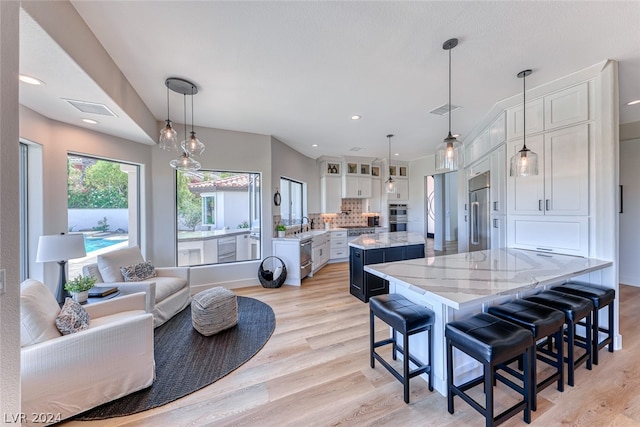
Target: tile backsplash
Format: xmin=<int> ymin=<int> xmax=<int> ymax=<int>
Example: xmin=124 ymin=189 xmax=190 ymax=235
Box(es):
xmin=272 ymin=199 xmax=382 ymax=236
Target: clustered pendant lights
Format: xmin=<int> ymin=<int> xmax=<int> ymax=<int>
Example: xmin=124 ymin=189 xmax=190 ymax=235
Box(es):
xmin=509 ymin=69 xmax=539 ymax=177
xmin=159 ymin=77 xmax=205 ymax=172
xmin=385 ymin=134 xmax=397 ymax=193
xmin=435 ymin=38 xmax=462 ymax=173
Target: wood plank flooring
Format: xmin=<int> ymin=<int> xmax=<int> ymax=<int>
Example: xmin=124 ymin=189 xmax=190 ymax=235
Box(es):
xmin=62 ymin=262 xmax=640 ymax=427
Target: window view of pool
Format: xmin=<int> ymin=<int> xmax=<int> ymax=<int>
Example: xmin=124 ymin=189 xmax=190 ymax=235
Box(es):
xmin=84 ymin=234 xmax=128 ymax=253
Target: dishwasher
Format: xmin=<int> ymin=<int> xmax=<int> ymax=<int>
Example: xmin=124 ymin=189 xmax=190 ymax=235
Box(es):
xmin=299 ymin=237 xmax=313 ymax=280
xmin=217 ymin=236 xmax=236 ymax=263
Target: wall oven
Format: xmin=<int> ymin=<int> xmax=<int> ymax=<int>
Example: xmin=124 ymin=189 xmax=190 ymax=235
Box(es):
xmin=389 ymin=203 xmax=408 ymax=232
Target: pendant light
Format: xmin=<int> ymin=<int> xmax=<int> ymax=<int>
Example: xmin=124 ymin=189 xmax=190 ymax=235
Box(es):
xmin=435 ymin=38 xmax=462 ymax=172
xmin=165 ymin=77 xmax=204 ymax=172
xmin=509 ymin=69 xmax=539 ymax=177
xmin=385 ymin=134 xmax=396 ymax=193
xmin=158 ymin=84 xmax=179 ymax=151
xmin=181 ymin=84 xmax=205 ymax=156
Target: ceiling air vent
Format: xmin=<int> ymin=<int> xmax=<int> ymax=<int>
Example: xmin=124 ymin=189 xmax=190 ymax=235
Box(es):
xmin=429 ymin=103 xmax=461 ymax=116
xmin=63 ymin=99 xmax=117 ymax=117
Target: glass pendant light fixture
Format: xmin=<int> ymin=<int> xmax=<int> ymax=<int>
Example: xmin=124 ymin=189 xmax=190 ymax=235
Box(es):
xmin=435 ymin=38 xmax=462 ymax=172
xmin=385 ymin=134 xmax=397 ymax=193
xmin=181 ymin=84 xmax=205 ymax=156
xmin=164 ymin=77 xmax=204 ymax=172
xmin=158 ymin=84 xmax=179 ymax=151
xmin=509 ymin=69 xmax=539 ymax=177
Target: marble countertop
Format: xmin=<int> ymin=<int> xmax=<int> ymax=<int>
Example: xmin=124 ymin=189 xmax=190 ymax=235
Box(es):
xmin=349 ymin=232 xmax=425 ymax=250
xmin=364 ymin=248 xmax=613 ymax=309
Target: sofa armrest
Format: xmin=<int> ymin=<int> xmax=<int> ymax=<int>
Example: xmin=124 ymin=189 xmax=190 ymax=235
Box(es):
xmin=21 ymin=312 xmax=154 ymax=419
xmin=84 ymin=292 xmax=146 ymax=319
xmin=103 ymin=281 xmax=156 ymax=314
xmin=156 ymin=266 xmax=189 ymax=282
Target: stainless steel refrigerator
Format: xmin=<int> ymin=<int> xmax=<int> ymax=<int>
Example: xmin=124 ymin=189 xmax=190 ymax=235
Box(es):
xmin=468 ymin=172 xmax=490 ymax=252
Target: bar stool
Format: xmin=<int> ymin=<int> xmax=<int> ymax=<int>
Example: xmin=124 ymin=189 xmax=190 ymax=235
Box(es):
xmin=524 ymin=290 xmax=593 ymax=386
xmin=369 ymin=294 xmax=434 ymax=403
xmin=446 ymin=312 xmax=532 ymax=426
xmin=551 ymin=282 xmax=615 ymax=365
xmin=488 ymin=299 xmax=565 ymax=411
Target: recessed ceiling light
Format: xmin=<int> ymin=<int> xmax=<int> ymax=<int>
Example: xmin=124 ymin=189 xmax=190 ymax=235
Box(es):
xmin=627 ymin=99 xmax=640 ymax=106
xmin=311 ymin=144 xmax=318 ymax=147
xmin=394 ymin=153 xmax=400 ymax=156
xmin=82 ymin=118 xmax=99 ymax=125
xmin=452 ymin=134 xmax=460 ymax=138
xmin=19 ymin=74 xmax=45 ymax=86
xmin=351 ymin=115 xmax=361 ymax=120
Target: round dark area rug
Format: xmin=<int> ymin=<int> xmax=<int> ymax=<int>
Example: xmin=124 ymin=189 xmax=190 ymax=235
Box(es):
xmin=75 ymin=296 xmax=275 ymax=420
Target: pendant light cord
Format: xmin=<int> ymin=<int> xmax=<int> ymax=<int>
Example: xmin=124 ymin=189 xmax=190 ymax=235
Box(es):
xmin=183 ymin=93 xmax=188 ymax=152
xmin=166 ymin=85 xmax=170 ymax=121
xmin=522 ymin=72 xmax=527 ymax=150
xmin=191 ymin=85 xmax=195 ymax=134
xmin=448 ymin=43 xmax=452 ymax=136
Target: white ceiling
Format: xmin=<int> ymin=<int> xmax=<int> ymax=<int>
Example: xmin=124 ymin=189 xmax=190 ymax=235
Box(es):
xmin=19 ymin=1 xmax=640 ymax=161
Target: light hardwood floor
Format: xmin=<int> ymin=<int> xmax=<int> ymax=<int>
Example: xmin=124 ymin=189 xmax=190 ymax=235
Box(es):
xmin=63 ymin=262 xmax=640 ymax=427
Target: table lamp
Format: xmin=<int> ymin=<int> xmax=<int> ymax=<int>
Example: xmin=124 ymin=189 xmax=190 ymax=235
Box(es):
xmin=36 ymin=233 xmax=87 ymax=304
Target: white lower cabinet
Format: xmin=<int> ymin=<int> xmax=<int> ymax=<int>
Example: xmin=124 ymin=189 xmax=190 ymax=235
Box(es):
xmin=329 ymin=230 xmax=348 ymax=262
xmin=311 ymin=232 xmax=329 ymax=275
xmin=490 ymin=215 xmax=506 ymax=249
xmin=507 ymin=215 xmax=588 ymax=257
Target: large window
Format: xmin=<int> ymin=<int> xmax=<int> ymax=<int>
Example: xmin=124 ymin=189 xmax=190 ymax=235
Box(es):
xmin=280 ymin=177 xmax=304 ymax=225
xmin=67 ymin=154 xmax=139 ymax=278
xmin=176 ymin=170 xmax=261 ymax=266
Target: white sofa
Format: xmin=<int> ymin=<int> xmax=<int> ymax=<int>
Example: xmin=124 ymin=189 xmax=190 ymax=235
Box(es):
xmin=20 ymin=279 xmax=155 ymax=425
xmin=82 ymin=245 xmax=191 ymax=327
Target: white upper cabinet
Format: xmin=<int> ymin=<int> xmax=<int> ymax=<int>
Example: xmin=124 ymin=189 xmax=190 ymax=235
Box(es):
xmin=387 ymin=179 xmax=409 ymax=201
xmin=544 ymin=82 xmax=589 ymax=130
xmin=490 ymin=144 xmax=506 ymax=215
xmin=321 ymin=176 xmax=342 ymax=213
xmin=506 ymin=98 xmax=544 ymax=140
xmin=507 ymin=123 xmax=589 ymax=216
xmin=343 ymin=176 xmax=372 ymax=198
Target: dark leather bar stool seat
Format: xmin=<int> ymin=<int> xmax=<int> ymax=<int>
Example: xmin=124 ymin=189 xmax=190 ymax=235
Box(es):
xmin=369 ymin=294 xmax=434 ymax=403
xmin=488 ymin=299 xmax=565 ymax=411
xmin=524 ymin=290 xmax=593 ymax=386
xmin=446 ymin=312 xmax=532 ymax=426
xmin=551 ymin=282 xmax=615 ymax=365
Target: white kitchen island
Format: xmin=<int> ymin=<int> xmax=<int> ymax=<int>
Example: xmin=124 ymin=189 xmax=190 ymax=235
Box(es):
xmin=364 ymin=247 xmax=614 ymax=396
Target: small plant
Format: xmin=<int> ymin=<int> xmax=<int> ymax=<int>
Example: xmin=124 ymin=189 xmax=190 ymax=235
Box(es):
xmin=64 ymin=274 xmax=97 ymax=293
xmin=92 ymin=216 xmax=110 ymax=232
xmin=276 ymin=224 xmax=287 ymax=232
xmin=237 ymin=221 xmax=249 ymax=229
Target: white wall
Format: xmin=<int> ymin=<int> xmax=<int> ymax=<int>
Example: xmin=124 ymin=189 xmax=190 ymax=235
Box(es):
xmin=0 ymin=0 xmax=21 ymax=416
xmin=619 ymin=137 xmax=640 ymax=286
xmin=152 ymin=125 xmax=272 ymax=289
xmin=19 ymin=106 xmax=153 ymax=294
xmin=271 ymin=137 xmax=319 ymax=215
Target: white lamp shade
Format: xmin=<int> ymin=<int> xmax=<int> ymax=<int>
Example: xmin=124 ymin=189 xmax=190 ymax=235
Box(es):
xmin=36 ymin=233 xmax=86 ymax=263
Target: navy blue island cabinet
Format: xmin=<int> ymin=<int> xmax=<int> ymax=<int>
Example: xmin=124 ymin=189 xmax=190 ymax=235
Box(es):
xmin=349 ymin=244 xmax=425 ymax=302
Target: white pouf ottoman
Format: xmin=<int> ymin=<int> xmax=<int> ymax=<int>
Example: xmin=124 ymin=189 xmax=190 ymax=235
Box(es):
xmin=191 ymin=287 xmax=238 ymax=336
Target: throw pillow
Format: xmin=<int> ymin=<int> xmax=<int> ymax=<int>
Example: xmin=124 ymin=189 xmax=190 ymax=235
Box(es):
xmin=120 ymin=261 xmax=157 ymax=282
xmin=55 ymin=298 xmax=90 ymax=335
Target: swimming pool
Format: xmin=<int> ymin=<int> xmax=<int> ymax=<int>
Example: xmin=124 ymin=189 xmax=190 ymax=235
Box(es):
xmin=84 ymin=235 xmax=128 ymax=253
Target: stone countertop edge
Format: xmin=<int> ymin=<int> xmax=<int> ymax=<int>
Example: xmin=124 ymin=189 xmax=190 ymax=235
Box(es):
xmin=364 ymin=248 xmax=613 ymax=310
xmin=349 ymin=232 xmax=426 ymax=250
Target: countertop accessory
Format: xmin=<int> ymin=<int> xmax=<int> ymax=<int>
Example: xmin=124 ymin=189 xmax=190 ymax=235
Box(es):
xmin=510 ymin=69 xmax=539 ymax=177
xmin=435 ymin=38 xmax=462 ymax=173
